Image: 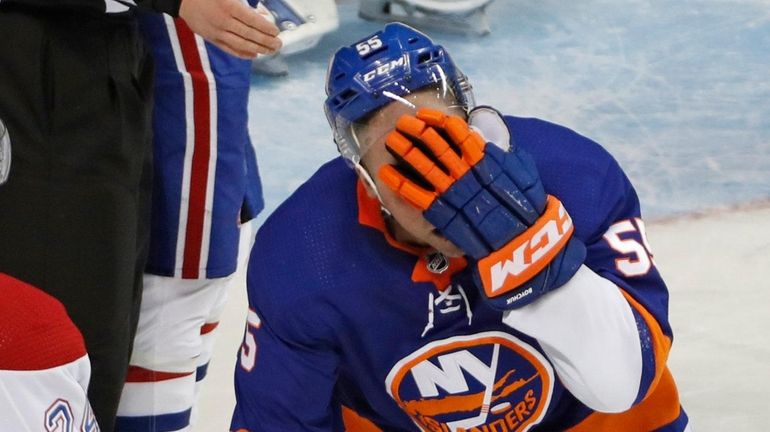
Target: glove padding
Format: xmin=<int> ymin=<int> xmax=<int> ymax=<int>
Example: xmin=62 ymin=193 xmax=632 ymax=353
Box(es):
xmin=379 ymin=107 xmax=586 ymax=310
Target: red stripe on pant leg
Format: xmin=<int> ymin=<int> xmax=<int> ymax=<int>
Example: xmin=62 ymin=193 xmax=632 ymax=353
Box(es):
xmin=200 ymin=321 xmax=219 ymax=335
xmin=174 ymin=19 xmax=211 ymax=279
xmin=126 ymin=366 xmax=194 ymax=383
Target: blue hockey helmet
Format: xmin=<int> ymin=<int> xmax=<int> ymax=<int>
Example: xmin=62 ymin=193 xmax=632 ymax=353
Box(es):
xmin=324 ymin=23 xmax=475 ymax=165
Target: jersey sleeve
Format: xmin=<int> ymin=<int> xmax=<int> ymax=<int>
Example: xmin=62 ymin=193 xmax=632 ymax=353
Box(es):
xmin=231 ymin=251 xmax=342 ymax=431
xmin=582 ymin=157 xmax=674 ymax=406
xmin=504 ymin=154 xmax=673 ymax=413
xmin=0 ymin=356 xmax=98 ymax=431
xmin=0 ymin=273 xmax=99 ymax=431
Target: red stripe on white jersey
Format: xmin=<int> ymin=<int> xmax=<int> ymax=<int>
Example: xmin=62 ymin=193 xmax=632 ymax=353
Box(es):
xmin=126 ymin=365 xmax=194 ymax=383
xmin=200 ymin=321 xmax=220 ymax=335
xmin=165 ymin=16 xmax=218 ymax=279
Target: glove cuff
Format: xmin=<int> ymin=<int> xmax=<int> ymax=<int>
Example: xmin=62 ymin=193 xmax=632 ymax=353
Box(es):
xmin=476 ymin=195 xmax=574 ymax=300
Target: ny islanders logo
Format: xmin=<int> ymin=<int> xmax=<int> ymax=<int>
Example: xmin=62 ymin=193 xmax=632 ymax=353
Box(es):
xmin=385 ymin=332 xmax=554 ymax=432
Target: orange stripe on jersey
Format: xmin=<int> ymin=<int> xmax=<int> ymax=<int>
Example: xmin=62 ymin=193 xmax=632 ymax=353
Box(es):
xmin=341 ymin=406 xmax=383 ymax=432
xmin=620 ymin=289 xmax=672 ymax=397
xmin=567 ymin=367 xmax=682 ymax=432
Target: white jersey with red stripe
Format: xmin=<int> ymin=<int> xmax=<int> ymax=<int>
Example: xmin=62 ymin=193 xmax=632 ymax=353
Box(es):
xmin=139 ymin=2 xmax=264 ymax=280
xmin=117 ymin=224 xmax=253 ymax=431
xmin=0 ymin=273 xmax=99 ymax=432
xmin=116 ymin=274 xmax=234 ymax=431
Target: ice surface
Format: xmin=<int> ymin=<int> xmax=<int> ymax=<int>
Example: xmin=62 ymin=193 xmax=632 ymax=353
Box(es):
xmin=248 ymin=0 xmax=770 ymax=221
xmin=651 ymin=205 xmax=770 ymax=431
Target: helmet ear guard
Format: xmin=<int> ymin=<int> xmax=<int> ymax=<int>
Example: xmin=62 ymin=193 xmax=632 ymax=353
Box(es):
xmin=324 ymin=23 xmax=475 ymax=166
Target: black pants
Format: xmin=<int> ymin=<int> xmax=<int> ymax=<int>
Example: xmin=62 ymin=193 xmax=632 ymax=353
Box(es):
xmin=0 ymin=6 xmax=153 ymax=431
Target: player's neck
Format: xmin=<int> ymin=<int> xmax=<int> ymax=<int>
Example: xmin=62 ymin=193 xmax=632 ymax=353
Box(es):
xmin=385 ymin=214 xmax=429 ymax=250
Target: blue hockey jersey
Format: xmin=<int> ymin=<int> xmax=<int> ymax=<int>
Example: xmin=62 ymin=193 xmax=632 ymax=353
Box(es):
xmin=231 ymin=116 xmax=689 ymax=432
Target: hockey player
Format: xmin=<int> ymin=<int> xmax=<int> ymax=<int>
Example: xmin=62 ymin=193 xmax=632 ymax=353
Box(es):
xmin=0 ymin=273 xmax=99 ymax=431
xmin=231 ymin=23 xmax=690 ymax=431
xmin=114 ymin=3 xmax=278 ymax=432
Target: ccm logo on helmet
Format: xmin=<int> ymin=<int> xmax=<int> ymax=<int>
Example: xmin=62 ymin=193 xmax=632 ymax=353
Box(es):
xmin=362 ymin=57 xmax=406 ymax=83
xmin=479 ymin=196 xmax=574 ymax=296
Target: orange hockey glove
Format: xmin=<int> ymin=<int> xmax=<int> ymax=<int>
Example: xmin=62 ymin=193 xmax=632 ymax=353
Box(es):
xmin=379 ymin=108 xmax=586 ymax=309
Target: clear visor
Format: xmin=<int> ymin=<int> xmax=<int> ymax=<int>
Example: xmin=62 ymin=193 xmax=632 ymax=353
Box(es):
xmin=332 ymin=71 xmax=474 ymax=166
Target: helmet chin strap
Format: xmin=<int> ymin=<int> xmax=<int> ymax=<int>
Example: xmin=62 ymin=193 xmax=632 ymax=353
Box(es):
xmin=353 ymin=162 xmax=393 ymax=217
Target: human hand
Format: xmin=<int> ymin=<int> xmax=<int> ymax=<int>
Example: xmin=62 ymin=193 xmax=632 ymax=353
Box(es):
xmin=379 ymin=108 xmax=586 ymax=310
xmin=178 ymin=0 xmax=282 ymax=59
